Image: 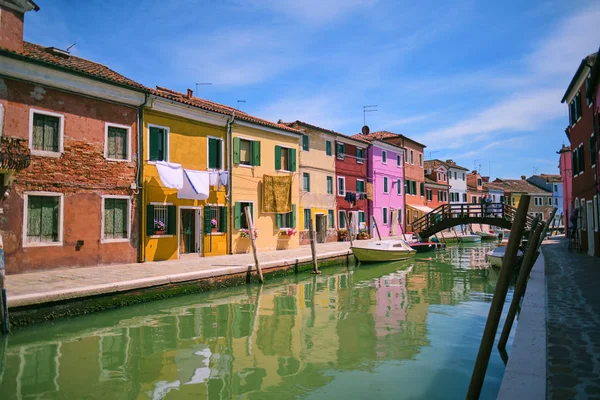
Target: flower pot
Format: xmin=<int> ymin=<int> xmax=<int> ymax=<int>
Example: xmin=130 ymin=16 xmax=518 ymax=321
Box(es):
xmin=154 ymin=230 xmax=165 ymax=236
xmin=212 ymin=228 xmax=218 ymax=233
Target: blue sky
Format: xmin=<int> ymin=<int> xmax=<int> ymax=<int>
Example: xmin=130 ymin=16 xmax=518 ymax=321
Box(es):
xmin=24 ymin=0 xmax=600 ymax=179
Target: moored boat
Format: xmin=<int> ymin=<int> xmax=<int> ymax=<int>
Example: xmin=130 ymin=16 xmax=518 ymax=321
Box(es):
xmin=409 ymin=242 xmax=446 ymax=253
xmin=486 ymin=246 xmax=523 ymax=268
xmin=456 ymin=234 xmax=482 ymax=242
xmin=351 ymin=240 xmax=417 ymax=263
xmin=474 ymin=231 xmax=499 ymax=241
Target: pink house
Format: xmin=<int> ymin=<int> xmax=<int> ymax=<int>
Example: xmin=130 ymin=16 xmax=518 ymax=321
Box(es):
xmin=558 ymin=144 xmax=573 ymax=235
xmin=366 ymin=139 xmax=406 ymax=237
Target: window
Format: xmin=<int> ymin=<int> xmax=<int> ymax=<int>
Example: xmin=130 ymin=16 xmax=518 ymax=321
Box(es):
xmin=472 ymin=196 xmax=477 ymax=204
xmin=303 ymin=208 xmax=311 ymax=230
xmin=397 ymin=179 xmax=402 ymax=195
xmin=102 ymin=196 xmax=130 ymax=241
xmin=463 ymin=193 xmax=467 ymax=202
xmin=443 ymin=191 xmax=447 ymax=202
xmin=383 ymin=177 xmax=389 ymax=193
xmin=303 ymin=172 xmax=310 ymax=192
xmin=437 ymin=190 xmax=442 ymax=202
xmin=554 ymin=184 xmax=558 ymax=192
xmin=554 ymin=197 xmax=558 ymax=205
xmin=412 ymin=181 xmax=417 ymax=196
xmin=383 ymin=207 xmax=389 ymax=225
xmin=426 ymin=189 xmax=432 ymax=201
xmin=235 ymin=202 xmax=253 ymax=230
xmin=357 ymin=147 xmax=365 ymax=163
xmin=405 ymin=179 xmax=410 ymax=195
xmin=328 ymin=209 xmax=334 ymax=228
xmin=512 ymin=197 xmax=516 ymax=206
xmin=397 ymin=154 xmax=401 ymax=167
xmin=570 ymin=91 xmax=582 ymax=125
xmin=148 ymin=204 xmax=176 ymax=236
xmin=358 ymin=211 xmax=366 ymax=224
xmin=381 ymin=150 xmax=387 ymax=164
xmin=208 ymin=137 xmax=224 ymax=169
xmin=275 ymin=145 xmax=296 ymax=171
xmin=337 ymin=177 xmax=346 ymax=196
xmin=356 ymin=179 xmax=365 ymax=193
xmin=586 ymin=76 xmax=593 ymax=107
xmin=302 ymin=134 xmax=309 ymax=151
xmin=206 ymin=206 xmax=227 ymax=233
xmin=30 ymin=110 xmax=63 ymax=155
xmin=477 ymin=178 xmax=482 ymax=187
xmin=454 ymin=171 xmax=457 ymax=180
xmin=234 ymin=138 xmax=261 ymax=167
xmin=277 ymin=205 xmax=296 ymax=229
xmin=547 ymin=197 xmax=552 ymax=206
xmin=419 ymin=182 xmax=424 ymax=197
xmin=326 ymin=140 xmax=332 ymax=156
xmin=410 ymin=150 xmax=414 ymax=164
xmin=573 ymin=144 xmax=585 ymax=176
xmin=590 ymin=134 xmax=597 ymax=167
xmin=105 ymin=123 xmax=130 ymax=161
xmin=149 ymin=125 xmax=169 ymax=161
xmin=338 ymin=210 xmax=346 ymax=229
xmin=326 ymin=176 xmax=334 ymax=194
xmin=437 ymin=172 xmax=441 ymax=181
xmin=24 ymin=193 xmax=63 ymax=246
xmin=462 ymin=173 xmax=466 ymax=180
xmin=419 ymin=153 xmax=422 ymax=167
xmin=336 ymin=142 xmax=346 ymax=160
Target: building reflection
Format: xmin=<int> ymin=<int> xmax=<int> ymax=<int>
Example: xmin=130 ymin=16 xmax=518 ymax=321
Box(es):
xmin=0 ymin=246 xmax=497 ymax=400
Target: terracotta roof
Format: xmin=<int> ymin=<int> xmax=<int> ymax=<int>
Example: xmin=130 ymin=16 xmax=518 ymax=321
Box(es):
xmin=425 ymin=177 xmax=449 ymax=188
xmin=152 ymin=87 xmax=302 ymax=135
xmin=483 ymin=181 xmax=507 ymax=191
xmin=350 ymin=130 xmax=427 ymax=148
xmin=0 ymin=42 xmax=148 ymax=91
xmin=493 ymin=178 xmax=551 ymax=194
xmin=283 ymin=120 xmax=343 ymax=136
xmin=424 ymin=159 xmax=448 ymax=170
xmin=539 ymin=174 xmax=561 ymax=183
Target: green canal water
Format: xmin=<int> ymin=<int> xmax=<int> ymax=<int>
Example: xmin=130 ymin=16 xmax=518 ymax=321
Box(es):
xmin=0 ymin=242 xmax=514 ymax=400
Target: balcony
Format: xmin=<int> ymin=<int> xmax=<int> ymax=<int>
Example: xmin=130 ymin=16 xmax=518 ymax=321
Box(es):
xmin=0 ymin=137 xmax=31 ymax=171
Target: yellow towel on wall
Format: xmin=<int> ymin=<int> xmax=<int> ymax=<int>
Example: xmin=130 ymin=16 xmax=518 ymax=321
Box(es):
xmin=262 ymin=175 xmax=292 ymax=213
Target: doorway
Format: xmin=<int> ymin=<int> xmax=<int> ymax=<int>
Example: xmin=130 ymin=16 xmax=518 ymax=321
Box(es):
xmin=180 ymin=208 xmax=201 ymax=255
xmin=316 ymin=214 xmax=326 ymax=243
xmin=587 ymin=201 xmax=594 ymax=256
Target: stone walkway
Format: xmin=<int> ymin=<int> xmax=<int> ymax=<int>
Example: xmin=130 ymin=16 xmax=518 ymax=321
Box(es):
xmin=6 ymin=240 xmax=360 ymax=307
xmin=543 ymin=236 xmax=600 ymax=399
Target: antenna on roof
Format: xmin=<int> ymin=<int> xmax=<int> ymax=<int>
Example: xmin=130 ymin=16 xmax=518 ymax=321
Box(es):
xmin=363 ymin=105 xmax=378 ymax=127
xmin=237 ymin=100 xmax=246 ymax=110
xmin=66 ymin=43 xmax=76 ymax=52
xmin=473 ymin=159 xmax=480 ymax=172
xmin=195 ymin=83 xmax=212 ymax=94
xmin=428 ymin=150 xmax=439 ymax=159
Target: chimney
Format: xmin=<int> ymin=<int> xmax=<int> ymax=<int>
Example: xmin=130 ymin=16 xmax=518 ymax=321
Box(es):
xmin=521 ymin=175 xmax=526 ymax=180
xmin=0 ymin=1 xmax=39 ymax=53
xmin=186 ymin=88 xmax=193 ymax=98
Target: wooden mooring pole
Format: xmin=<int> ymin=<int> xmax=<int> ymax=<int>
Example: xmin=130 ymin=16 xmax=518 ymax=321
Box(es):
xmin=371 ymin=215 xmax=382 ymax=241
xmin=466 ymin=194 xmax=531 ymax=400
xmin=344 ymin=212 xmax=354 ymax=247
xmin=538 ymin=208 xmax=557 ymax=247
xmin=308 ymin=216 xmax=320 ymax=274
xmin=0 ymin=236 xmax=8 ymax=335
xmin=245 ymin=206 xmax=263 ymax=284
xmin=497 ymin=223 xmax=544 ymax=350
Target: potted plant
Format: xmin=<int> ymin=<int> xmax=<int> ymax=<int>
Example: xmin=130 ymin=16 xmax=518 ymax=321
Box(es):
xmin=239 ymin=228 xmax=258 ymax=239
xmin=154 ymin=219 xmax=166 ymax=235
xmin=337 ymin=229 xmax=349 ymax=241
xmin=211 ymin=218 xmax=218 ymax=233
xmin=279 ymin=228 xmax=297 ymax=237
xmin=357 ymin=229 xmax=370 ymax=240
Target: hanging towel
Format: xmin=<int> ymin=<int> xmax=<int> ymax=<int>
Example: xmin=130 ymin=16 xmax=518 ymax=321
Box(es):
xmin=262 ymin=175 xmax=292 ymax=213
xmin=156 ymin=161 xmax=184 ymax=189
xmin=209 ymin=172 xmax=219 ymax=187
xmin=218 ymin=171 xmax=229 ymax=190
xmin=178 ymin=169 xmax=209 ymax=200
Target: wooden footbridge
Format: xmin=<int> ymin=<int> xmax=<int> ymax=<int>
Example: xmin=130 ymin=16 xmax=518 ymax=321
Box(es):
xmin=411 ymin=203 xmax=534 ymax=238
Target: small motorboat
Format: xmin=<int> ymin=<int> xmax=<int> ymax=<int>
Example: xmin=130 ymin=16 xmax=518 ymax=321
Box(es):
xmin=351 ymin=240 xmax=417 ymax=263
xmin=474 ymin=231 xmax=499 ymax=241
xmin=409 ymin=242 xmax=446 ymax=253
xmin=456 ymin=234 xmax=482 ymax=242
xmin=486 ymin=247 xmax=524 ymax=268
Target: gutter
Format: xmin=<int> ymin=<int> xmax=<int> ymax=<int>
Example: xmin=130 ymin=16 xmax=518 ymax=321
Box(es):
xmin=137 ymin=93 xmax=149 ymax=263
xmin=227 ymin=111 xmax=235 ymax=254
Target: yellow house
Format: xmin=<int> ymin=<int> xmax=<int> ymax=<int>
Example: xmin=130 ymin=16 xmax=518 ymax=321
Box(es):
xmin=142 ymin=88 xmax=231 ymax=261
xmin=284 ymin=121 xmax=338 ymax=244
xmin=231 ymin=119 xmax=302 ymax=253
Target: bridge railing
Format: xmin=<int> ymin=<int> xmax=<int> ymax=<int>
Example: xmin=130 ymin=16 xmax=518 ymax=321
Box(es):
xmin=411 ymin=203 xmax=530 ymax=234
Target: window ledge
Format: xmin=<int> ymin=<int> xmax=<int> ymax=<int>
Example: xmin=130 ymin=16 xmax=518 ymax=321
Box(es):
xmin=30 ymin=150 xmax=62 ymax=158
xmin=208 ymin=232 xmax=225 ymax=236
xmin=237 ymin=164 xmax=254 ymax=169
xmin=23 ymin=241 xmax=63 ymax=248
xmin=149 ymin=235 xmax=175 ymax=239
xmin=106 ymin=157 xmax=131 ymax=163
xmin=101 ymin=238 xmax=130 ymax=244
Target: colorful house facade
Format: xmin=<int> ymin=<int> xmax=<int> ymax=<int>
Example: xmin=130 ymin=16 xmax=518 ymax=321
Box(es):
xmin=444 ymin=160 xmax=469 ymax=203
xmin=558 ymin=145 xmax=573 ymax=235
xmin=0 ymin=1 xmax=147 ymax=273
xmin=423 ymin=161 xmax=449 ymax=209
xmin=284 ymin=121 xmax=338 ymax=244
xmin=466 ymin=171 xmax=486 ymax=204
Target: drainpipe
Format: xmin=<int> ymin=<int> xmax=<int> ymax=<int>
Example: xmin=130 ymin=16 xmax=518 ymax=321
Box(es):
xmin=226 ymin=111 xmax=235 ymax=254
xmin=137 ymin=93 xmax=149 ymax=263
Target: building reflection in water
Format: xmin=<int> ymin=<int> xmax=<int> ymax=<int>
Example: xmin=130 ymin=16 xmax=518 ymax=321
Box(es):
xmin=0 ymin=244 xmax=500 ymax=400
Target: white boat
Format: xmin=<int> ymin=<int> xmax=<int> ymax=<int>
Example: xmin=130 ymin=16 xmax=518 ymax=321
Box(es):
xmin=486 ymin=247 xmax=523 ymax=268
xmin=474 ymin=231 xmax=499 ymax=241
xmin=457 ymin=234 xmax=482 ymax=242
xmin=351 ymin=240 xmax=417 ymax=263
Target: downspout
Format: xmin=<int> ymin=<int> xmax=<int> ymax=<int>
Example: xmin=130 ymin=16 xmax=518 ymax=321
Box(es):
xmin=137 ymin=93 xmax=149 ymax=263
xmin=226 ymin=111 xmax=235 ymax=254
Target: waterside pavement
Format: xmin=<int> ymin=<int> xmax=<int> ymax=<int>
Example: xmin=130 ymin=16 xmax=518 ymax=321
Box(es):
xmin=544 ymin=236 xmax=600 ymax=399
xmin=5 ymin=239 xmax=364 ymax=308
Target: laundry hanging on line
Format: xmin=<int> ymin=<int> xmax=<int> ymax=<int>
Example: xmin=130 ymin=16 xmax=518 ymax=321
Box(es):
xmin=218 ymin=171 xmax=229 ymax=190
xmin=209 ymin=172 xmax=219 ymax=186
xmin=155 ymin=161 xmax=184 ymax=189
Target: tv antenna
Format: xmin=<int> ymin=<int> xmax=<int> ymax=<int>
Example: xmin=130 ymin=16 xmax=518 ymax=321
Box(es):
xmin=66 ymin=43 xmax=76 ymax=52
xmin=363 ymin=105 xmax=378 ymax=126
xmin=533 ymin=166 xmax=539 ymax=175
xmin=195 ymin=82 xmax=212 ymax=94
xmin=428 ymin=150 xmax=439 ymax=159
xmin=237 ymin=100 xmax=246 ymax=110
xmin=473 ymin=159 xmax=480 ymax=172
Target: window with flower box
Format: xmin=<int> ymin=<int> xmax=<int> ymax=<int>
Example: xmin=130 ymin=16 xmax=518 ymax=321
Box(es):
xmin=204 ymin=206 xmax=227 ymax=233
xmin=147 ymin=204 xmax=176 ymax=236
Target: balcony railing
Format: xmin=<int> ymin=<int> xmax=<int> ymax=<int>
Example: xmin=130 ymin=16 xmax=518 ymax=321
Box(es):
xmin=0 ymin=137 xmax=31 ymax=171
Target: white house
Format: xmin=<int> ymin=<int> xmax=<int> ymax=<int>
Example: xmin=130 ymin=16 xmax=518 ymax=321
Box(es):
xmin=434 ymin=159 xmax=469 ymax=203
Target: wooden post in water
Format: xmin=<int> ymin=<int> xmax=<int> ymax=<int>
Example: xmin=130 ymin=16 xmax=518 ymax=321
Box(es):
xmin=452 ymin=226 xmax=461 ymax=243
xmin=245 ymin=206 xmax=263 ymax=284
xmin=344 ymin=212 xmax=354 ymax=247
xmin=371 ymin=215 xmax=382 ymax=241
xmin=0 ymin=236 xmax=8 ymax=334
xmin=308 ymin=216 xmax=320 ymax=274
xmin=497 ymin=223 xmax=544 ymax=350
xmin=466 ymin=195 xmax=531 ymax=400
xmin=538 ymin=208 xmax=557 ymax=248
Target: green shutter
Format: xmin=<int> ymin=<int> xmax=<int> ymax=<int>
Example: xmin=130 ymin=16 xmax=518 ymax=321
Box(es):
xmin=302 ymin=135 xmax=309 ymax=151
xmin=291 ymin=205 xmax=296 ymax=228
xmin=276 ymin=213 xmax=282 ymax=228
xmin=275 ymin=145 xmax=281 ymax=170
xmin=146 ymin=205 xmax=155 ymax=236
xmin=167 ymin=205 xmax=177 ymax=235
xmin=233 ymin=137 xmax=240 ymax=164
xmin=204 ymin=207 xmax=212 ymax=233
xmin=149 ymin=127 xmax=160 ymax=161
xmin=412 ymin=181 xmax=417 ymax=195
xmin=326 ymin=141 xmax=332 ymax=156
xmin=219 ymin=207 xmax=227 ymax=233
xmin=208 ymin=138 xmax=217 ymax=169
xmin=290 ymin=148 xmax=296 ymax=172
xmin=252 ymin=141 xmax=261 ymax=166
xmin=234 ymin=202 xmax=241 ymax=229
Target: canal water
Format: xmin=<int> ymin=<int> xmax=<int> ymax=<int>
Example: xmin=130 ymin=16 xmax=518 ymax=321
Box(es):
xmin=0 ymin=242 xmax=514 ymax=400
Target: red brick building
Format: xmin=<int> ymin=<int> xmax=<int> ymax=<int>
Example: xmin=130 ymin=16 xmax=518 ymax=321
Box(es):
xmin=0 ymin=1 xmax=147 ymax=273
xmin=335 ymin=135 xmax=369 ymax=233
xmin=562 ymin=52 xmax=598 ymax=256
xmin=423 ymin=160 xmax=449 ymax=209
